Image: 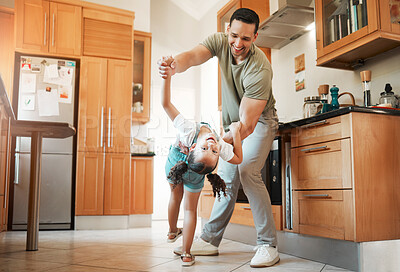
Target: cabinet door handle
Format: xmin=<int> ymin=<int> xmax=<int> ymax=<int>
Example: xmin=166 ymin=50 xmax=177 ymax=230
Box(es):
xmin=302 ymin=120 xmax=327 ymax=129
xmin=52 ymin=13 xmax=55 ymax=47
xmin=100 ymin=107 xmax=104 ymax=147
xmin=44 ymin=12 xmax=47 ymax=45
xmin=240 ymin=206 xmax=251 ymax=210
xmin=300 ymin=145 xmax=328 ymax=153
xmin=108 ymin=107 xmax=111 ymax=148
xmin=202 ymin=193 xmax=213 ymax=196
xmin=303 ymin=194 xmax=330 ymax=198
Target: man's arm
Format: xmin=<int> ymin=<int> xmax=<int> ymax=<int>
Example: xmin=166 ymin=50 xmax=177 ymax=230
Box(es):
xmin=158 ymin=45 xmax=212 ymax=78
xmin=223 ymin=97 xmax=267 ymax=144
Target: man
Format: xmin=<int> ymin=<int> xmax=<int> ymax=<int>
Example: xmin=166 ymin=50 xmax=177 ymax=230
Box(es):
xmin=158 ymin=8 xmax=280 ymax=268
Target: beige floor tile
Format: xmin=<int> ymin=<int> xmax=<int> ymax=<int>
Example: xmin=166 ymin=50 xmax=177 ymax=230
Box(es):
xmin=322 ymin=264 xmax=355 ymax=271
xmin=0 ymin=220 xmax=352 ymax=272
xmin=232 ymin=253 xmax=326 ymax=272
xmin=78 ymin=254 xmax=174 ymax=271
xmin=144 ymin=258 xmax=244 ymax=272
xmin=0 ymin=257 xmax=66 ymax=272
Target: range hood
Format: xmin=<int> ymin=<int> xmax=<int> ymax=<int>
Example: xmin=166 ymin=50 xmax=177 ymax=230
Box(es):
xmin=255 ymin=0 xmax=314 ymax=49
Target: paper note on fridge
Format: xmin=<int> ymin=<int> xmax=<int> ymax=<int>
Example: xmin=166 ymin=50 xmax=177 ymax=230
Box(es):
xmin=43 ymin=66 xmax=73 ymax=86
xmin=58 ymin=85 xmax=72 ymax=104
xmin=38 ymin=89 xmax=59 ymax=116
xmin=20 ymin=73 xmax=36 ymax=93
xmin=21 ymin=94 xmax=35 ymax=111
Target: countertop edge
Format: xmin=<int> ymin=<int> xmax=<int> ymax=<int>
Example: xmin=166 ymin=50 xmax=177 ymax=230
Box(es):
xmin=279 ymin=106 xmax=400 ymax=130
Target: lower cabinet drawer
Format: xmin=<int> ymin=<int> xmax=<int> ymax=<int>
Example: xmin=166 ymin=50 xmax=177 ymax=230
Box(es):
xmin=199 ymin=193 xmax=282 ymax=230
xmin=291 ymin=138 xmax=352 ymax=190
xmin=293 ymin=190 xmax=354 ymax=241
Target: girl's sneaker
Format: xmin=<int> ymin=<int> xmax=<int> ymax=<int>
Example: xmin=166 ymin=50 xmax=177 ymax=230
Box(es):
xmin=181 ymin=253 xmax=195 ymax=266
xmin=167 ymin=228 xmax=183 ymax=243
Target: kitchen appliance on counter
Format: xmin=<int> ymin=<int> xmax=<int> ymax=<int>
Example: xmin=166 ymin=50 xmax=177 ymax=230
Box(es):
xmin=11 ymin=54 xmax=78 ymax=230
xmin=379 ymin=83 xmax=399 ymax=108
xmin=360 ymin=70 xmax=372 ymax=106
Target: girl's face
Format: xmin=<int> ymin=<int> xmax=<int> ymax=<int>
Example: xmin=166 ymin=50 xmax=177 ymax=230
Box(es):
xmin=189 ymin=133 xmax=220 ymax=168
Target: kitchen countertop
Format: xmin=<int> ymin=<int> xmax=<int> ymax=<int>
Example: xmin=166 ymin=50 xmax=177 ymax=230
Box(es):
xmin=131 ymin=152 xmax=155 ymax=157
xmin=279 ymin=106 xmax=400 ymax=130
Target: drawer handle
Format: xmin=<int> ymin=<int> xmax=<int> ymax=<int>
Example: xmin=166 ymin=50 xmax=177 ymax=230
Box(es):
xmin=240 ymin=206 xmax=251 ymax=210
xmin=202 ymin=193 xmax=213 ymax=196
xmin=303 ymin=194 xmax=330 ymax=198
xmin=301 ymin=145 xmax=328 ymax=153
xmin=302 ymin=120 xmax=327 ymax=128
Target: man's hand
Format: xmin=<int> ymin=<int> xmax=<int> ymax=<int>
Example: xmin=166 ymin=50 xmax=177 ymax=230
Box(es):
xmin=157 ymin=56 xmax=176 ymax=79
xmin=178 ymin=141 xmax=189 ymax=155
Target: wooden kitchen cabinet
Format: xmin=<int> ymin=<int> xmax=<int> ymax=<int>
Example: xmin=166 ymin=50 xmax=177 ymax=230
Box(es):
xmin=290 ymin=112 xmax=400 ymax=242
xmin=75 ymin=152 xmax=131 ymax=216
xmin=77 ymin=57 xmax=131 ymax=153
xmin=132 ymin=31 xmax=152 ymax=123
xmin=217 ymin=0 xmax=271 ymax=109
xmin=0 ymin=7 xmax=15 ymax=101
xmin=315 ymin=0 xmax=400 ymax=69
xmin=75 ymin=152 xmax=104 ymax=215
xmin=82 ymin=6 xmax=133 ymax=60
xmin=76 ymin=57 xmax=132 ymax=216
xmin=130 ymin=156 xmax=153 ymax=214
xmin=15 ymin=0 xmax=81 ymax=56
xmin=0 ymin=95 xmax=12 ymax=232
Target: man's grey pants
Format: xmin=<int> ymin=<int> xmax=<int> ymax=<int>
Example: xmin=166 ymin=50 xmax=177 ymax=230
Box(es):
xmin=201 ymin=109 xmax=279 ymax=247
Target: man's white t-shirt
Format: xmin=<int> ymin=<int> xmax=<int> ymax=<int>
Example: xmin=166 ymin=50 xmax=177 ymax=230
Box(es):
xmin=173 ymin=114 xmax=234 ymax=162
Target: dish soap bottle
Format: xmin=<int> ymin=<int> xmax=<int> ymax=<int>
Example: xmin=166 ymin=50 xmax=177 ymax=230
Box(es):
xmin=330 ymin=85 xmax=340 ymax=110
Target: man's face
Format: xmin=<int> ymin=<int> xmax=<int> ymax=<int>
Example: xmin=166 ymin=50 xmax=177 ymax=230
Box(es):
xmin=227 ymin=19 xmax=258 ymax=62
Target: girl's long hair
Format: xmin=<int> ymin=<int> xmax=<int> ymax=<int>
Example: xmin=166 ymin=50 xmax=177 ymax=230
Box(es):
xmin=167 ymin=151 xmax=227 ymax=199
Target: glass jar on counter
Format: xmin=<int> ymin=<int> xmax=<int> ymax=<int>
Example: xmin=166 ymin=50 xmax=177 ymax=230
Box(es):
xmin=303 ymin=96 xmax=323 ymax=118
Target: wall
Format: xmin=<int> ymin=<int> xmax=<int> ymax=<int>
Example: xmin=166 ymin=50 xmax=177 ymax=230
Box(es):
xmin=148 ymin=0 xmax=229 ymax=220
xmin=271 ymin=28 xmax=400 ymax=123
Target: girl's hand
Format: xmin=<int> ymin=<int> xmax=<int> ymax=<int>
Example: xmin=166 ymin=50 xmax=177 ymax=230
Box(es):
xmin=157 ymin=56 xmax=176 ymax=79
xmin=229 ymin=121 xmax=242 ymax=134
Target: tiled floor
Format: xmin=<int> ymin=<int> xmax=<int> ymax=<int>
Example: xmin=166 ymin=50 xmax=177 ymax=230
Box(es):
xmin=0 ymin=220 xmax=353 ymax=271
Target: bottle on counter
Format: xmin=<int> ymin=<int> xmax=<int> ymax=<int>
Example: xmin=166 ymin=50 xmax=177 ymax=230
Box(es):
xmin=360 ymin=70 xmax=372 ymax=107
xmin=330 ymin=85 xmax=340 ymax=110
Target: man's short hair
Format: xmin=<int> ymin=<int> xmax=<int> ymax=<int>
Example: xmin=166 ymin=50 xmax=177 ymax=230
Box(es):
xmin=230 ymin=8 xmax=260 ymax=34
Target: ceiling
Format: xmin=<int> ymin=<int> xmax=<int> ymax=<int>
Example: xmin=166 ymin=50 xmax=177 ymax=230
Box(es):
xmin=170 ymin=0 xmax=222 ymax=21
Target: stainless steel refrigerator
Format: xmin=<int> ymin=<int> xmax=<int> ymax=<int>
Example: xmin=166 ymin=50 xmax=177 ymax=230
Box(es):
xmin=11 ymin=54 xmax=78 ymax=230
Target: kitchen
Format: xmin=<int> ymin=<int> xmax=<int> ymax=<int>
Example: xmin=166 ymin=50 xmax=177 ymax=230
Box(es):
xmin=1 ymin=0 xmax=400 ymax=271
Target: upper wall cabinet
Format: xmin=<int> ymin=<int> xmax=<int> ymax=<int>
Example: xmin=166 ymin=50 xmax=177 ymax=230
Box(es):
xmin=316 ymin=0 xmax=400 ymax=70
xmin=82 ymin=7 xmax=134 ymax=60
xmin=15 ymin=0 xmax=82 ymax=56
xmin=132 ymin=30 xmax=152 ymax=123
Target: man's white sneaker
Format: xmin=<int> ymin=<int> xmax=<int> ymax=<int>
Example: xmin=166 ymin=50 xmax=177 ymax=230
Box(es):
xmin=250 ymin=245 xmax=280 ymax=268
xmin=173 ymin=237 xmax=219 ymax=256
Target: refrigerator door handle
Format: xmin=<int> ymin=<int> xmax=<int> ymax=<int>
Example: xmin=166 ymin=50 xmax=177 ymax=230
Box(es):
xmin=108 ymin=107 xmax=111 ymax=148
xmin=52 ymin=13 xmax=55 ymax=47
xmin=100 ymin=107 xmax=104 ymax=147
xmin=44 ymin=12 xmax=47 ymax=45
xmin=14 ymin=153 xmax=20 ymax=185
xmin=14 ymin=137 xmax=21 ymax=184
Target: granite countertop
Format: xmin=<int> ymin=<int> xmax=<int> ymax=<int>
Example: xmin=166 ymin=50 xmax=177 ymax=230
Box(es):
xmin=131 ymin=152 xmax=156 ymax=157
xmin=279 ymin=106 xmax=400 ymax=130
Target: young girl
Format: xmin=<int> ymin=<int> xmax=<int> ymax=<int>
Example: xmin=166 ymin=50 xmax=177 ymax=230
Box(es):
xmin=160 ymin=56 xmax=243 ymax=266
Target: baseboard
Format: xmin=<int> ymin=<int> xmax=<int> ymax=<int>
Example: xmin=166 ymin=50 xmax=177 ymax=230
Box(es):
xmin=75 ymin=215 xmax=152 ymax=230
